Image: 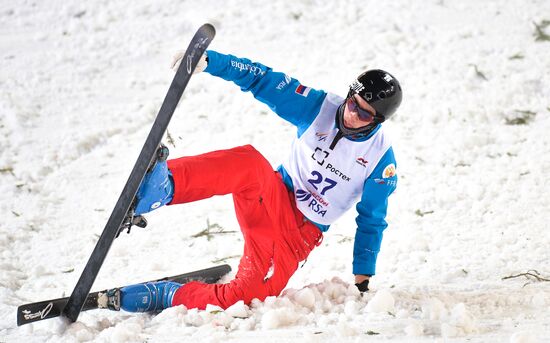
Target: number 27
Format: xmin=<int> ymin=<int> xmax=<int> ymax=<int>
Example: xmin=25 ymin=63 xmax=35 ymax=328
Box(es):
xmin=307 ymin=171 xmax=337 ymax=195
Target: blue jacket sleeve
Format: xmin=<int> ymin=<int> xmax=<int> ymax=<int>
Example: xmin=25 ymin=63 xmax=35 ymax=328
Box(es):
xmin=204 ymin=50 xmax=326 ymax=136
xmin=353 ymin=147 xmax=397 ymax=275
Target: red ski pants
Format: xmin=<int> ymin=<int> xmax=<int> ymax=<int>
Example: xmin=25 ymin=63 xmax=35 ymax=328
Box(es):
xmin=167 ymin=145 xmax=322 ymax=310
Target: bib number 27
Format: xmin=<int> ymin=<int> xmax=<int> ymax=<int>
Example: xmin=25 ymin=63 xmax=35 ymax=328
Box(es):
xmin=307 ymin=171 xmax=337 ymax=195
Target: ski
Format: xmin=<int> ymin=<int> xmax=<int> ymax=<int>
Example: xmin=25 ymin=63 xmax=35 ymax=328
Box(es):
xmin=62 ymin=23 xmax=216 ymax=323
xmin=17 ymin=264 xmax=230 ymax=326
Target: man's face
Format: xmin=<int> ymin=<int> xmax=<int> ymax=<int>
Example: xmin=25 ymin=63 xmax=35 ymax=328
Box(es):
xmin=342 ymin=93 xmax=376 ymax=129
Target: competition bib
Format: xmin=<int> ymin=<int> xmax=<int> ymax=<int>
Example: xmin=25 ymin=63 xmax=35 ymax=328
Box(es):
xmin=283 ymin=93 xmax=391 ymax=225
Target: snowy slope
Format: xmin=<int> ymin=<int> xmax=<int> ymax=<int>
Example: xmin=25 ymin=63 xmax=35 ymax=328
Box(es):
xmin=1 ymin=0 xmax=549 ymax=342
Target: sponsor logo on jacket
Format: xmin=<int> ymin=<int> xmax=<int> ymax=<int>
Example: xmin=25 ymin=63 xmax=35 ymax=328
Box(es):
xmin=311 ymin=148 xmax=351 ymax=181
xmin=276 ymin=74 xmax=292 ymax=90
xmin=382 ymin=163 xmax=396 ymax=178
xmin=296 ymin=188 xmax=328 ymax=217
xmin=230 ymin=60 xmax=266 ymax=76
xmin=375 ymin=178 xmax=397 ymax=187
xmin=316 ymin=132 xmax=328 ymax=142
xmin=325 ymin=163 xmax=350 ymax=181
xmin=312 ymin=147 xmax=329 ymax=166
xmin=356 ymin=157 xmax=368 ymax=167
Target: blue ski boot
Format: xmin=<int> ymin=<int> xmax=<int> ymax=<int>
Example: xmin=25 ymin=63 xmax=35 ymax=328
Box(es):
xmin=101 ymin=281 xmax=182 ymax=312
xmin=134 ymin=159 xmax=174 ymax=216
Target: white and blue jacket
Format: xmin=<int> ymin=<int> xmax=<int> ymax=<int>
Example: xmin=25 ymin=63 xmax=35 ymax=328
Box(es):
xmin=205 ymin=51 xmax=398 ymax=276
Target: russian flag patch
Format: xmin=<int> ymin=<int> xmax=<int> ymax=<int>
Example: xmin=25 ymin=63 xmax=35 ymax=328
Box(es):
xmin=295 ymin=84 xmax=311 ymax=97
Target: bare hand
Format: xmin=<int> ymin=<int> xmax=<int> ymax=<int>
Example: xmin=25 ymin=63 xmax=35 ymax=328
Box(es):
xmin=354 ymin=274 xmax=370 ymax=284
xmin=171 ymin=51 xmax=208 ymax=74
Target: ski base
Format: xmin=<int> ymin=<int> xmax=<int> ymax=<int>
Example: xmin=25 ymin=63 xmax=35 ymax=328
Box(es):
xmin=16 ymin=264 xmax=231 ymax=326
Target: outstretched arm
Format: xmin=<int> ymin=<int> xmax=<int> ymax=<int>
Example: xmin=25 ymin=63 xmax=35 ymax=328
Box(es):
xmin=204 ymin=50 xmax=327 ymax=135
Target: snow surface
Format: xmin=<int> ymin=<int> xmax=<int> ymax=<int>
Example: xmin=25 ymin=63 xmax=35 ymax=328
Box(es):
xmin=1 ymin=0 xmax=550 ymax=342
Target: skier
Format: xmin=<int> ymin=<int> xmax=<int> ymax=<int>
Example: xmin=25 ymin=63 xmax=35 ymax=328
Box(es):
xmin=114 ymin=50 xmax=402 ymax=312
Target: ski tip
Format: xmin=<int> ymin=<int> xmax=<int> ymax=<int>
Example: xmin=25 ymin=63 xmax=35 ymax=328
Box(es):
xmin=200 ymin=23 xmax=216 ymax=37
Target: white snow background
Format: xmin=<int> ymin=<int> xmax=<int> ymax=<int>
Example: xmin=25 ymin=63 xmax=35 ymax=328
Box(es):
xmin=1 ymin=0 xmax=549 ymax=342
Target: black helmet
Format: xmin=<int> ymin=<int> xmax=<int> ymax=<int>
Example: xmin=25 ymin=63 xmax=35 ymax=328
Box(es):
xmin=336 ymin=69 xmax=402 ymax=139
xmin=350 ymin=69 xmax=402 ymax=122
